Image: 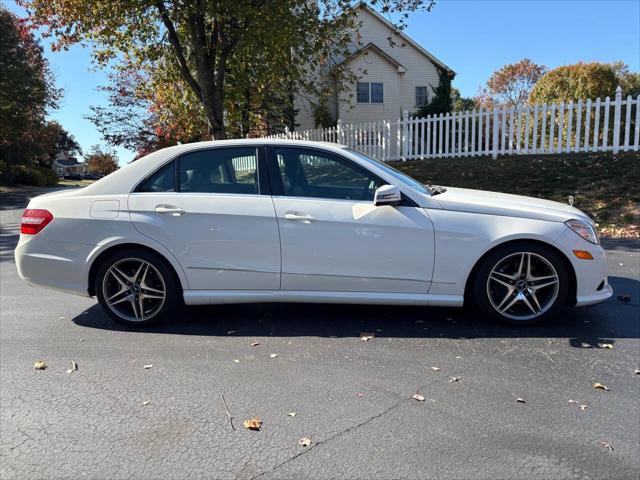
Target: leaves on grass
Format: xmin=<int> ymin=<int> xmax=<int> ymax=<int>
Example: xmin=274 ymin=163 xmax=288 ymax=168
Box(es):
xmin=516 ymin=398 xmax=526 ymax=404
xmin=33 ymin=360 xmax=47 ymax=370
xmin=448 ymin=376 xmax=461 ymax=383
xmin=243 ymin=417 xmax=262 ymax=431
xmin=270 ymin=353 xmax=278 ymax=358
xmin=299 ymin=437 xmax=311 ymax=447
xmin=600 ymin=441 xmax=613 ymax=451
xmin=143 ymin=364 xmax=153 ymax=369
xmin=593 ymin=383 xmax=610 ymax=391
xmin=360 ymin=332 xmax=374 ymax=342
xmin=430 ymin=367 xmax=441 ymax=372
xmin=250 ymin=341 xmax=260 ymax=347
xmin=66 ymin=361 xmax=78 ymax=373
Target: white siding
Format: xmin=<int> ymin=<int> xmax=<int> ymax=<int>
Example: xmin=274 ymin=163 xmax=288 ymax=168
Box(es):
xmin=352 ymin=8 xmax=441 ymax=113
xmin=293 ymin=5 xmax=446 ymax=129
xmin=337 ymin=49 xmax=401 ymax=124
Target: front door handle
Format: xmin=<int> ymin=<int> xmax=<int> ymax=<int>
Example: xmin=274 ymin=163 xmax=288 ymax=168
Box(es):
xmin=284 ymin=211 xmax=316 ymax=223
xmin=155 ymin=204 xmax=185 ymax=216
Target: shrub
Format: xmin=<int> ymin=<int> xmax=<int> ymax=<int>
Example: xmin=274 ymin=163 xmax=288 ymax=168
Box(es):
xmin=529 ymin=62 xmax=619 ymax=103
xmin=10 ymin=164 xmax=59 ymax=186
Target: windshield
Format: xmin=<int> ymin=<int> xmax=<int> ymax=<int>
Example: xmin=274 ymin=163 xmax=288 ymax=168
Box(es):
xmin=345 ymin=149 xmax=432 ymax=195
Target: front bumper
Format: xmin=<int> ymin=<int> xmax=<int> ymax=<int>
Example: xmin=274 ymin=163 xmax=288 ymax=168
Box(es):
xmin=554 ymin=228 xmax=613 ymax=307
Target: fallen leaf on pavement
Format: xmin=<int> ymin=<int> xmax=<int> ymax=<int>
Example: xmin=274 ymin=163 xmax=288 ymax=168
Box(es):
xmin=600 ymin=441 xmax=613 ymax=451
xmin=430 ymin=367 xmax=441 ymax=372
xmin=516 ymin=398 xmax=526 ymax=404
xmin=568 ymin=399 xmax=579 ymax=404
xmin=412 ymin=390 xmax=425 ymax=402
xmin=233 ymin=359 xmax=240 ymax=363
xmin=243 ymin=417 xmax=262 ymax=430
xmin=580 ymin=342 xmax=592 ymax=348
xmin=355 ymin=392 xmax=364 ymax=398
xmin=299 ymin=437 xmax=311 ymax=447
xmin=448 ymin=376 xmax=461 ymax=382
xmin=142 ymin=400 xmax=150 ymax=406
xmin=143 ymin=364 xmax=153 ymax=369
xmin=360 ymin=332 xmax=374 ymax=342
xmin=250 ymin=342 xmax=260 ymax=347
xmin=287 ymin=412 xmax=296 ymax=417
xmin=66 ymin=361 xmax=78 ymax=373
xmin=635 ymin=369 xmax=640 ymax=375
xmin=270 ymin=353 xmax=278 ymax=358
xmin=455 ymin=356 xmax=462 ymax=359
xmin=34 ymin=360 xmax=47 ymax=370
xmin=579 ymin=404 xmax=588 ymax=410
xmin=593 ymin=383 xmax=609 ymax=391
xmin=598 ymin=343 xmax=613 ymax=349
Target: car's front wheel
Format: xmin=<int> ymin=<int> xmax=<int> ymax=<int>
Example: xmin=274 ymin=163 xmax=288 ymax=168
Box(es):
xmin=473 ymin=242 xmax=569 ymax=325
xmin=95 ymin=249 xmax=179 ymax=326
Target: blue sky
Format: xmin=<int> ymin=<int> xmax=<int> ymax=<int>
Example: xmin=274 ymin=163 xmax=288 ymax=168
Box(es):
xmin=5 ymin=0 xmax=640 ymax=164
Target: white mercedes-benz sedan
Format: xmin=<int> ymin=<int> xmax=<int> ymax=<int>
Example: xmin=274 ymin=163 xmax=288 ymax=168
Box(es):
xmin=15 ymin=139 xmax=612 ymax=326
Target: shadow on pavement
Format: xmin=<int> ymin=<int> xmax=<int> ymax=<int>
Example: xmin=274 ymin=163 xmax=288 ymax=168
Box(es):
xmin=72 ymin=275 xmax=639 ymax=346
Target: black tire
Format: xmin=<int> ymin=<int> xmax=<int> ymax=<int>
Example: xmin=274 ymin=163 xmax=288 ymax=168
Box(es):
xmin=473 ymin=242 xmax=569 ymax=325
xmin=95 ymin=248 xmax=179 ymax=327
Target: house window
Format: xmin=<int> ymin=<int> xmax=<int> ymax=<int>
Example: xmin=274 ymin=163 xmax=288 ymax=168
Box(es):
xmin=416 ymin=86 xmax=429 ymax=107
xmin=356 ymin=82 xmax=384 ymax=104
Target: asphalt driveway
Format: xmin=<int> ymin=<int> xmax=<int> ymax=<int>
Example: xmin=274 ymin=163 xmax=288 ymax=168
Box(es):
xmin=1 ymin=189 xmax=639 ymax=479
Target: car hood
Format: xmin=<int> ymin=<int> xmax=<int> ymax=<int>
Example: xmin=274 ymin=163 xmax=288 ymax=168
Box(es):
xmin=433 ymin=187 xmax=591 ymax=223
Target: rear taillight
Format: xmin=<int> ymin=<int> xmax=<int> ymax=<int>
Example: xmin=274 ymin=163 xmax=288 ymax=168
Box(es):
xmin=21 ymin=209 xmax=53 ymax=235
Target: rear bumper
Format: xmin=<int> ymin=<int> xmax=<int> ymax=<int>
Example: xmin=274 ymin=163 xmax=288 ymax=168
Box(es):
xmin=15 ymin=234 xmax=92 ymax=297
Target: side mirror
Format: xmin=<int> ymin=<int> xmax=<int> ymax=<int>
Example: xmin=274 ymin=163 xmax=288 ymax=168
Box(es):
xmin=374 ymin=184 xmax=401 ymax=206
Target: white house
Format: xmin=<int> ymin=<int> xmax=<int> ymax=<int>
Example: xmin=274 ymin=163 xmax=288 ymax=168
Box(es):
xmin=51 ymin=153 xmax=85 ymax=177
xmin=294 ymin=2 xmax=455 ymax=131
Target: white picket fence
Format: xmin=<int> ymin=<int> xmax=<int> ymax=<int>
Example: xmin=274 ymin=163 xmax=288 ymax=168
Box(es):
xmin=265 ymin=87 xmax=640 ymax=161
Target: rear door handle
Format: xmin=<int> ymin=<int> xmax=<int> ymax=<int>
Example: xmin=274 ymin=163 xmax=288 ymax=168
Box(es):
xmin=155 ymin=204 xmax=185 ymax=216
xmin=284 ymin=211 xmax=316 ymax=223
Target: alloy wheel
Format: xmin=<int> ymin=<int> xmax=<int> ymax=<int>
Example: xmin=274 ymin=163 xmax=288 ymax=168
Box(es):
xmin=102 ymin=258 xmax=166 ymax=322
xmin=486 ymin=252 xmax=560 ymax=321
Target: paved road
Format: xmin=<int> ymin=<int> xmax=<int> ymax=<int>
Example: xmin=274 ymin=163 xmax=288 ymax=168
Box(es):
xmin=1 ymin=189 xmax=639 ymax=479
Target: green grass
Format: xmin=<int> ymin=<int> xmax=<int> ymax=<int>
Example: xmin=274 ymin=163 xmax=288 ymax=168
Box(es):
xmin=391 ymin=151 xmax=640 ymax=239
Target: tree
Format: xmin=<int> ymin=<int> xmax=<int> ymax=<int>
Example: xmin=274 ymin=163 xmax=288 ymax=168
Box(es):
xmin=0 ymin=7 xmax=60 ymax=183
xmin=529 ymin=62 xmax=619 ymax=104
xmin=478 ymin=58 xmax=546 ymax=108
xmin=611 ymin=61 xmax=640 ymax=98
xmin=36 ymin=121 xmax=82 ymax=168
xmin=451 ymin=88 xmax=476 ymax=112
xmin=84 ymin=145 xmax=119 ymax=175
xmin=415 ymin=70 xmax=454 ymax=117
xmin=19 ymin=0 xmax=436 ymax=141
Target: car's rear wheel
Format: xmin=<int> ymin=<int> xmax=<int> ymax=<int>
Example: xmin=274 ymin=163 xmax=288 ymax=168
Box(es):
xmin=95 ymin=249 xmax=179 ymax=326
xmin=473 ymin=243 xmax=569 ymax=325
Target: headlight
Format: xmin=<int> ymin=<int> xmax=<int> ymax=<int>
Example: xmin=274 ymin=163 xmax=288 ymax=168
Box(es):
xmin=565 ymin=219 xmax=599 ymax=244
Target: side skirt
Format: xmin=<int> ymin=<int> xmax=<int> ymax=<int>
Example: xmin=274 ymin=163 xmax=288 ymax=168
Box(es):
xmin=183 ymin=290 xmax=464 ymax=307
